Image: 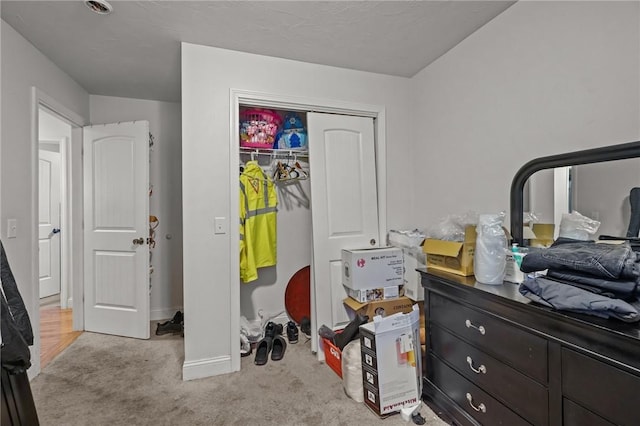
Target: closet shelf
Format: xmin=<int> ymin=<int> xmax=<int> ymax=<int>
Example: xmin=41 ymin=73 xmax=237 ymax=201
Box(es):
xmin=240 ymin=147 xmax=309 ymax=159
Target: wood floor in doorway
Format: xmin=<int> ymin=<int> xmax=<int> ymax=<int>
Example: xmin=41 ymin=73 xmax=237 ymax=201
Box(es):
xmin=40 ymin=305 xmax=82 ymax=369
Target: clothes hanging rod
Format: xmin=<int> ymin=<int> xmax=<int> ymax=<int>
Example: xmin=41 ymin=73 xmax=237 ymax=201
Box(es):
xmin=240 ymin=148 xmax=309 ymax=157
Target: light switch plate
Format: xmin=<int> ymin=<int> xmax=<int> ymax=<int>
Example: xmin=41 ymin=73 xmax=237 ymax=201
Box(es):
xmin=7 ymin=219 xmax=17 ymax=238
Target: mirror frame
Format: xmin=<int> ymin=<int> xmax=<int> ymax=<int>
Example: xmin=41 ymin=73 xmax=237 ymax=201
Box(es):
xmin=510 ymin=140 xmax=640 ymax=245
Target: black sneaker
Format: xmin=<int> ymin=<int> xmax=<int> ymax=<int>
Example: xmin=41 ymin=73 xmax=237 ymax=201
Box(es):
xmin=300 ymin=316 xmax=311 ymax=338
xmin=155 ymin=320 xmax=183 ymax=336
xmin=286 ymin=321 xmax=298 ymax=344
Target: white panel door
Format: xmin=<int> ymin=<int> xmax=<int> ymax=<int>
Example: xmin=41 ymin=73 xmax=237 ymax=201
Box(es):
xmin=308 ymin=113 xmax=380 ymax=357
xmin=39 ymin=149 xmax=61 ymax=299
xmin=83 ymin=121 xmax=150 ymax=339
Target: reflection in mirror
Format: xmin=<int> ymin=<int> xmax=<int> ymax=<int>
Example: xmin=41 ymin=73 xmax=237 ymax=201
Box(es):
xmin=525 ymin=158 xmax=640 ymax=240
xmin=510 ymin=141 xmax=640 ymax=245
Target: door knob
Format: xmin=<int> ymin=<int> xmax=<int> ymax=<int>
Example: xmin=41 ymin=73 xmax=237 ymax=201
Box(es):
xmin=370 ymin=239 xmax=376 ymax=246
xmin=52 ymin=228 xmax=61 ymax=234
xmin=133 ymin=238 xmax=145 ymax=245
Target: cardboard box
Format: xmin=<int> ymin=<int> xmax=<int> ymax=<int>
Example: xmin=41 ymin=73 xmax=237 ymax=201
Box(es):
xmin=342 ymin=247 xmax=404 ymax=290
xmin=422 ymin=225 xmax=476 ymax=276
xmin=343 ymin=296 xmax=414 ymax=321
xmin=345 ymin=285 xmax=402 ymax=303
xmin=530 ymin=223 xmax=555 ymax=248
xmin=402 ymin=249 xmax=425 ymax=302
xmin=360 ymin=305 xmax=422 ymax=416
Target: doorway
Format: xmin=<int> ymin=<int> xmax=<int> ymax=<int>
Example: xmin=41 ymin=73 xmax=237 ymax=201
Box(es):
xmin=37 ymin=107 xmax=82 ymax=369
xmin=31 ymin=88 xmax=87 ymax=377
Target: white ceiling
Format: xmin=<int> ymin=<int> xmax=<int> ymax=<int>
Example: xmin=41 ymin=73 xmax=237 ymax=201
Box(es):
xmin=2 ymin=1 xmax=515 ymax=102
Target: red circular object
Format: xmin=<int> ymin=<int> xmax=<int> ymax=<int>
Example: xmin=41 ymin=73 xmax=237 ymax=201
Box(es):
xmin=284 ymin=265 xmax=311 ymax=324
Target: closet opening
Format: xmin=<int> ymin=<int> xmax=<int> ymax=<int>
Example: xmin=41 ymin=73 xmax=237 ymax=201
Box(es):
xmin=229 ymin=90 xmax=388 ymax=372
xmin=238 ymin=106 xmax=312 ymax=360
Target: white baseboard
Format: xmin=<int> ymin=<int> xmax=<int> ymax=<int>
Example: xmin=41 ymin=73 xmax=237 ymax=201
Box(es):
xmin=182 ymin=356 xmax=234 ymax=381
xmin=151 ymin=306 xmax=183 ymax=321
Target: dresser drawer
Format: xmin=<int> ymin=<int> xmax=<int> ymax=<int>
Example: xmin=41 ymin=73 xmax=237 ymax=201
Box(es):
xmin=563 ymin=399 xmax=614 ymax=426
xmin=562 ymin=348 xmax=640 ymax=426
xmin=431 ymin=325 xmax=548 ymax=426
xmin=431 ymin=354 xmax=531 ymax=426
xmin=430 ymin=293 xmax=547 ymax=383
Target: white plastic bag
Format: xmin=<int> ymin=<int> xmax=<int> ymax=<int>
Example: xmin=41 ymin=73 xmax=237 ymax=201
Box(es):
xmin=474 ymin=212 xmax=508 ymax=285
xmin=341 ymin=340 xmax=363 ymax=402
xmin=558 ymin=211 xmax=601 ymax=240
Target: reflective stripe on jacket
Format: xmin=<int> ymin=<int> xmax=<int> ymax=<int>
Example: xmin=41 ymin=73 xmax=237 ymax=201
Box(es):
xmin=240 ymin=161 xmax=277 ymax=283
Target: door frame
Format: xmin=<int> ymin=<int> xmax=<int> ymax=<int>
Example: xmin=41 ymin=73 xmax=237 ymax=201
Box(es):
xmin=228 ymin=89 xmax=387 ymax=371
xmin=31 ymin=88 xmax=87 ymax=376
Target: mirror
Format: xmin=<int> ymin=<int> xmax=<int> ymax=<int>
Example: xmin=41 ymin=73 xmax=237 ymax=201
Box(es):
xmin=510 ymin=141 xmax=640 ymax=245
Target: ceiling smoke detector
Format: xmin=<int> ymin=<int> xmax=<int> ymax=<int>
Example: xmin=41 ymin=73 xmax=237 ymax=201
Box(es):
xmin=84 ymin=0 xmax=113 ymax=15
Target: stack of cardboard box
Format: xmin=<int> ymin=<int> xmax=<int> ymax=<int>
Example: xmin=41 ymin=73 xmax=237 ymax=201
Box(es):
xmin=337 ymin=247 xmax=425 ymax=417
xmin=341 ymin=247 xmax=414 ymax=320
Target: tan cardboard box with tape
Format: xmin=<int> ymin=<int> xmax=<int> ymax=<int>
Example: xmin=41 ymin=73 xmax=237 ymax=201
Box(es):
xmin=422 ymin=225 xmax=476 ymax=276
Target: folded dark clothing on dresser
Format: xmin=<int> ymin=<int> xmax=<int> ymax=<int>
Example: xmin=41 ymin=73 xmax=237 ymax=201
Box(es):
xmin=519 ymin=276 xmax=640 ymax=323
xmin=545 ymin=270 xmax=639 ymax=300
xmin=520 ymin=239 xmax=640 ymax=280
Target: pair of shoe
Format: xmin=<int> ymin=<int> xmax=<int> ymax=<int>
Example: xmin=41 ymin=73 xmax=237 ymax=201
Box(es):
xmin=254 ymin=322 xmax=286 ymax=365
xmin=286 ymin=321 xmax=298 ymax=344
xmin=156 ymin=311 xmax=184 ymax=336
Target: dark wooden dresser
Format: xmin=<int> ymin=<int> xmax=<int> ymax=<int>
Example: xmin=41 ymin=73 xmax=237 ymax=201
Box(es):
xmin=420 ymin=269 xmax=640 ymax=426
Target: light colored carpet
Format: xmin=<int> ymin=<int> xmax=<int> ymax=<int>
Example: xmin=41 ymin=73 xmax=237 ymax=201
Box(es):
xmin=30 ymin=326 xmax=448 ymax=426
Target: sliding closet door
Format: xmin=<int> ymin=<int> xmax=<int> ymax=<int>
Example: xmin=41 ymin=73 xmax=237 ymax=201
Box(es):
xmin=308 ymin=113 xmax=379 ymax=358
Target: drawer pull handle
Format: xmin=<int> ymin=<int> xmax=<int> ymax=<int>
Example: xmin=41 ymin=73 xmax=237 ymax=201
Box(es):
xmin=466 ymin=393 xmax=487 ymax=413
xmin=466 ymin=356 xmax=487 ymax=374
xmin=465 ymin=319 xmax=486 ymax=335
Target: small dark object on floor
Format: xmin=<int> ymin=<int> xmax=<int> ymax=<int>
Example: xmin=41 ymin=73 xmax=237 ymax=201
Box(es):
xmin=412 ymin=412 xmax=426 ymax=425
xmin=156 ymin=310 xmax=184 ymax=336
xmin=271 ymin=335 xmax=287 ymax=361
xmin=300 ymin=316 xmax=311 ymax=338
xmin=286 ymin=321 xmax=298 ymax=343
xmin=264 ymin=321 xmax=282 ymax=338
xmin=254 ymin=337 xmax=272 ymax=365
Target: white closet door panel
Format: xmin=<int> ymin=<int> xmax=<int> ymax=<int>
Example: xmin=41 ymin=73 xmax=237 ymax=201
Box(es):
xmin=309 ymin=113 xmax=379 ymax=358
xmin=94 ymin=251 xmax=137 ymax=309
xmin=330 ymin=260 xmax=350 ymax=327
xmin=92 ymin=138 xmax=136 ymax=229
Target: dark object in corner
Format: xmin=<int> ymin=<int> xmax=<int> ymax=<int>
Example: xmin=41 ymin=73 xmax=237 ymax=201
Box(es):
xmin=156 ymin=310 xmax=184 ymax=336
xmin=626 ymin=187 xmax=640 ymax=237
xmin=412 ymin=412 xmax=426 ymax=425
xmin=1 ymin=240 xmax=40 ymax=425
xmin=300 ymin=316 xmax=311 ymax=337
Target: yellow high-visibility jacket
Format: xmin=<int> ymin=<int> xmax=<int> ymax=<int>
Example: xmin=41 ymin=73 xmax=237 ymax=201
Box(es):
xmin=240 ymin=161 xmax=278 ymax=283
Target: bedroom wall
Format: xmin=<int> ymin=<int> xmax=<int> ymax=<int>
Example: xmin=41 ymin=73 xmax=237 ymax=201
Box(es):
xmin=1 ymin=20 xmax=90 ymax=376
xmin=90 ymin=94 xmax=183 ymax=320
xmin=181 ymin=43 xmax=413 ymax=379
xmin=410 ymin=1 xmax=640 ymax=229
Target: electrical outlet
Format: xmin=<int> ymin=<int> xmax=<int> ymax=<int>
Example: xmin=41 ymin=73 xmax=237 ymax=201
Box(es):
xmin=214 ymin=217 xmax=227 ymax=235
